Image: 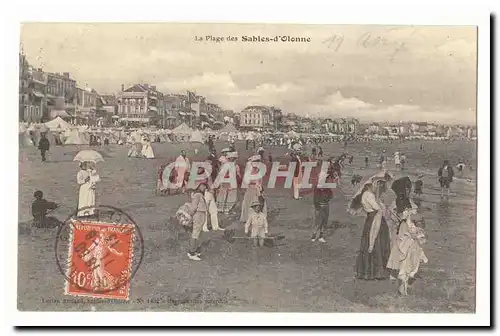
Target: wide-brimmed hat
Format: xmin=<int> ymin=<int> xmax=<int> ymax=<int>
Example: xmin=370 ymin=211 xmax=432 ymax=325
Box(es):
xmin=221 ymin=148 xmax=231 ymax=153
xmin=250 ymin=200 xmax=262 ymax=207
xmin=257 ymin=147 xmax=264 ymax=152
xmin=248 ymin=154 xmax=261 ymax=162
xmin=226 ymin=152 xmax=238 ymax=159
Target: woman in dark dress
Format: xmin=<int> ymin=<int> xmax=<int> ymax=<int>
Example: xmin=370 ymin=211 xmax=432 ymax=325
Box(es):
xmin=349 ymin=174 xmax=392 ymax=280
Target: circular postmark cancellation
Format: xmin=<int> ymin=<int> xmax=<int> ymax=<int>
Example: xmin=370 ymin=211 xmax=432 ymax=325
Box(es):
xmin=54 ymin=205 xmax=144 ymax=300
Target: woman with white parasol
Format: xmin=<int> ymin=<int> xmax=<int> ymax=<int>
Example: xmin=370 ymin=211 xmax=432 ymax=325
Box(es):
xmin=74 ymin=150 xmax=103 ymax=217
xmin=348 ymin=170 xmax=393 ymax=280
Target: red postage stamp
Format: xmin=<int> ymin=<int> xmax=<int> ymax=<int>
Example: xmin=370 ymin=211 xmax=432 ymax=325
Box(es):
xmin=64 ymin=219 xmax=135 ymax=300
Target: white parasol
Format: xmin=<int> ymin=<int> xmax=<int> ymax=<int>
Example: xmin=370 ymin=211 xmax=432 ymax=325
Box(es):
xmin=348 ymin=170 xmax=394 ymax=216
xmin=73 ymin=150 xmax=105 ymax=163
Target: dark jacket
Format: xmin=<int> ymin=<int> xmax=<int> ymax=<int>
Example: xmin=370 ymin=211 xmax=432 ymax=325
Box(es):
xmin=38 ymin=138 xmax=50 ymax=151
xmin=32 ymin=198 xmax=57 ymax=223
xmin=313 ymin=186 xmax=333 ymax=208
xmin=438 ymin=165 xmax=455 ymax=182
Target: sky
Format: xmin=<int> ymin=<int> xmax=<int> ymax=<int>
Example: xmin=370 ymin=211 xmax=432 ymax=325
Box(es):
xmin=20 ymin=23 xmax=477 ymax=124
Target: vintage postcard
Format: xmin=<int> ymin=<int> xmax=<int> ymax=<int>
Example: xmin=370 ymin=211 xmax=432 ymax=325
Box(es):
xmin=11 ymin=12 xmax=490 ymax=327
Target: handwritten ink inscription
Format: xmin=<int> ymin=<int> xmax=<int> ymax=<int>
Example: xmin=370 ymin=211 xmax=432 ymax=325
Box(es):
xmin=323 ymin=28 xmax=417 ymax=62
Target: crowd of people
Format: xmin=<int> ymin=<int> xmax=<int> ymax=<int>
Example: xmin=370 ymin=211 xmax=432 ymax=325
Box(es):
xmin=28 ymin=130 xmax=472 ymax=296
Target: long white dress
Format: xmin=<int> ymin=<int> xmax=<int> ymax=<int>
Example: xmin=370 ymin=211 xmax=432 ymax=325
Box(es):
xmin=77 ymin=169 xmax=100 ymax=217
xmin=141 ymin=140 xmax=155 ymax=159
xmin=171 ymin=155 xmax=190 ymax=190
xmin=387 ymin=207 xmax=428 ymax=281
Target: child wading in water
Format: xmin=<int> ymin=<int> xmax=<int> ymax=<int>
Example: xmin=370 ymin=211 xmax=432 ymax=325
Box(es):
xmin=245 ymin=200 xmax=269 ymax=247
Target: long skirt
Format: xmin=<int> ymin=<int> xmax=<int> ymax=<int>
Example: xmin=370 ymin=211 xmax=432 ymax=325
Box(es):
xmin=355 ymin=212 xmax=391 ymax=280
xmin=77 ymin=184 xmax=96 ymax=217
xmin=217 ymin=185 xmax=237 ymax=213
xmin=240 ymin=187 xmax=267 ymax=222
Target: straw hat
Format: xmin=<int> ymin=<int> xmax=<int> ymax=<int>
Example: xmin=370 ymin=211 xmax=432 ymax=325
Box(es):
xmin=226 ymin=152 xmax=238 ymax=159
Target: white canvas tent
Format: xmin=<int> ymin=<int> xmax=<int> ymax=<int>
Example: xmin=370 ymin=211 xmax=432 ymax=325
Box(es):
xmin=189 ymin=129 xmax=204 ymax=143
xmin=65 ymin=129 xmax=90 ymax=145
xmin=19 ymin=131 xmax=34 ymax=147
xmin=172 ymin=123 xmax=193 ymax=135
xmin=45 ymin=117 xmax=71 ymax=132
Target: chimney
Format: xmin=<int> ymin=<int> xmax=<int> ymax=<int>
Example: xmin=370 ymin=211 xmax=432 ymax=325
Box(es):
xmin=121 ymin=84 xmax=124 ymax=91
xmin=63 ymin=72 xmax=70 ymax=78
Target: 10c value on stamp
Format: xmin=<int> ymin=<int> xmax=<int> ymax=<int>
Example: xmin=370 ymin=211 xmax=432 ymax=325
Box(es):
xmin=62 ymin=219 xmax=136 ymax=300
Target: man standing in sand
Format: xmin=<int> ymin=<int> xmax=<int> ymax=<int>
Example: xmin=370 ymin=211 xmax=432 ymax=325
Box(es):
xmin=38 ymin=133 xmax=50 ymax=162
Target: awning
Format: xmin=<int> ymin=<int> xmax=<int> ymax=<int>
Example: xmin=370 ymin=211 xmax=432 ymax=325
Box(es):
xmin=32 ymin=78 xmax=46 ymax=85
xmin=148 ymin=106 xmax=158 ymax=112
xmin=111 ymin=115 xmax=120 ymax=119
xmin=50 ymin=109 xmax=71 ymax=118
xmin=119 ymin=117 xmax=150 ymax=122
xmin=166 ymin=116 xmax=177 ymax=119
xmin=32 ymin=91 xmax=45 ymax=98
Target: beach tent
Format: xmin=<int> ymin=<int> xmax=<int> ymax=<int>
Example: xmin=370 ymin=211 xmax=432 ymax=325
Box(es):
xmin=44 ymin=117 xmax=71 ymax=132
xmin=65 ymin=129 xmax=90 ymax=145
xmin=172 ymin=123 xmax=193 ymax=135
xmin=19 ymin=123 xmax=27 ymax=133
xmin=189 ymin=129 xmax=204 ymax=143
xmin=245 ymin=132 xmax=255 ymax=141
xmin=19 ymin=131 xmax=34 ymax=147
xmin=219 ymin=123 xmax=237 ymax=133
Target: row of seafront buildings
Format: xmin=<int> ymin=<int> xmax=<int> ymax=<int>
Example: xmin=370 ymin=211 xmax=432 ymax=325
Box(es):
xmin=19 ymin=53 xmax=475 ymax=137
xmin=19 ymin=53 xmax=115 ymax=124
xmin=19 ymin=52 xmax=236 ymax=129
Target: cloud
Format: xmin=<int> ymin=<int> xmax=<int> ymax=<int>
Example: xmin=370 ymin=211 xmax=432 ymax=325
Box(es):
xmin=20 ymin=23 xmax=477 ymax=124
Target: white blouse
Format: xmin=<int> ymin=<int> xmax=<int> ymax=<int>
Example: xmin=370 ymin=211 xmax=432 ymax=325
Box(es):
xmin=361 ymin=190 xmax=381 ymax=213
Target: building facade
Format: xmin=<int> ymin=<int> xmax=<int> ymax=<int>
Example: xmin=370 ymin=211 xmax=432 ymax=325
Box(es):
xmin=116 ymin=84 xmax=164 ymax=126
xmin=163 ymin=93 xmax=194 ymax=128
xmin=239 ymin=106 xmax=270 ymax=130
xmin=75 ymin=87 xmax=100 ymax=120
xmin=239 ymin=105 xmax=282 ymax=131
xmin=28 ymin=68 xmax=48 ymax=122
xmin=46 ymin=72 xmax=77 ymax=118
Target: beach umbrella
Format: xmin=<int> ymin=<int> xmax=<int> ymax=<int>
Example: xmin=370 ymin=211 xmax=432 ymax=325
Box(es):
xmin=73 ymin=150 xmax=105 ymax=163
